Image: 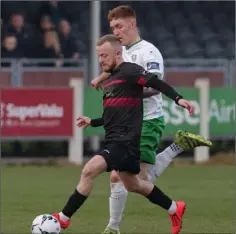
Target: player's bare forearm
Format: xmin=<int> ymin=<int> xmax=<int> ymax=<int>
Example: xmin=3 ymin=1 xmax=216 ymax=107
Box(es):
xmin=146 ymin=77 xmax=182 ymax=102
xmin=91 ymin=72 xmax=111 ymax=89
xmin=90 ymin=117 xmax=104 ymax=127
xmin=143 ymin=87 xmax=160 ymax=98
xmin=96 ymin=72 xmax=110 ymax=83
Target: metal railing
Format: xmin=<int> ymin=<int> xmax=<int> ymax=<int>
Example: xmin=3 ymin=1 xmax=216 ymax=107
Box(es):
xmin=1 ymin=58 xmax=89 ymax=87
xmin=164 ymin=58 xmax=234 ymax=86
xmin=0 ymin=58 xmax=234 ymax=87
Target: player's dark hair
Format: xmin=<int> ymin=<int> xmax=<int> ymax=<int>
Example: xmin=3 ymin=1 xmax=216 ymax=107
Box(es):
xmin=107 ymin=5 xmax=136 ymax=22
xmin=96 ymin=34 xmax=121 ymax=46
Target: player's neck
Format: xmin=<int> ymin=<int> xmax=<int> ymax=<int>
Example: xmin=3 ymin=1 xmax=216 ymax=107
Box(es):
xmin=114 ymin=58 xmax=124 ymax=70
xmin=126 ymin=35 xmax=142 ymax=50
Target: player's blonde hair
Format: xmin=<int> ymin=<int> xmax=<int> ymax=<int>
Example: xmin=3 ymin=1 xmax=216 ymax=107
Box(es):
xmin=96 ymin=34 xmax=121 ymax=46
xmin=107 ymin=5 xmax=136 ymax=22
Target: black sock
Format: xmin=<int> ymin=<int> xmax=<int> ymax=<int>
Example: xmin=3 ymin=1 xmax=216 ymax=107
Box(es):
xmin=62 ymin=189 xmax=87 ymax=218
xmin=146 ymin=185 xmax=172 ymax=210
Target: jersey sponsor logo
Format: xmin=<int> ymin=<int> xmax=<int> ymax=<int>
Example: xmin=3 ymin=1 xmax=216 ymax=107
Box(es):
xmin=104 ymin=92 xmax=114 ymax=98
xmin=147 ymin=62 xmax=160 ymax=70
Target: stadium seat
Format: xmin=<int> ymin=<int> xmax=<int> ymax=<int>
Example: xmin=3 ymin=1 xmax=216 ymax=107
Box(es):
xmin=166 ymin=12 xmax=186 ymax=29
xmin=180 ymin=41 xmax=204 ymax=58
xmin=190 ymin=13 xmax=211 ymax=28
xmin=161 ymin=39 xmax=182 ymax=58
xmin=218 ymin=28 xmax=234 ymax=42
xmin=212 ymin=13 xmax=228 ymax=29
xmin=99 ymin=1 xmax=235 ymax=58
xmin=183 ymin=1 xmax=201 ymax=12
xmin=205 ymin=41 xmax=225 ymax=58
xmin=177 ymin=27 xmax=196 ymax=42
xmin=152 ymin=26 xmax=175 ymax=43
xmin=225 ymin=42 xmax=235 ymax=59
xmin=197 ymin=27 xmax=217 ymax=43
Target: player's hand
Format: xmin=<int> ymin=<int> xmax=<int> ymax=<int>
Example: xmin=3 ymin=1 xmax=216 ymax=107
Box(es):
xmin=177 ymin=99 xmax=195 ymax=116
xmin=77 ymin=116 xmax=91 ymax=128
xmin=91 ymin=77 xmax=103 ymax=90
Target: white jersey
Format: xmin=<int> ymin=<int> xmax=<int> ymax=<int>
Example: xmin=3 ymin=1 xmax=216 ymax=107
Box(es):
xmin=122 ymin=40 xmax=164 ymax=120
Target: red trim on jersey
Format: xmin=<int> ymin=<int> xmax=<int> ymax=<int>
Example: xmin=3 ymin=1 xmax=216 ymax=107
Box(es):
xmin=103 ymin=79 xmax=127 ymax=88
xmin=104 ymin=98 xmax=140 ymax=107
xmin=137 ymin=76 xmax=147 ymax=86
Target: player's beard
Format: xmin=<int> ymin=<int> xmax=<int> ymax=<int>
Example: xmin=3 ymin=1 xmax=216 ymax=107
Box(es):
xmin=104 ymin=59 xmax=117 ymax=73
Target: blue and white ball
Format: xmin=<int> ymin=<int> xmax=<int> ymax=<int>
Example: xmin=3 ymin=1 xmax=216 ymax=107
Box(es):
xmin=31 ymin=214 xmax=61 ymax=234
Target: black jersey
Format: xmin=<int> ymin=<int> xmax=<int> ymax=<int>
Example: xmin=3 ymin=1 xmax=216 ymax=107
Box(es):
xmin=102 ymin=62 xmax=151 ymax=141
xmin=91 ymin=62 xmax=182 ymax=142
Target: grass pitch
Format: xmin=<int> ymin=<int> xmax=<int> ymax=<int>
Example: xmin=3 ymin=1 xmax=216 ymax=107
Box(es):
xmin=2 ymin=165 xmax=235 ymax=233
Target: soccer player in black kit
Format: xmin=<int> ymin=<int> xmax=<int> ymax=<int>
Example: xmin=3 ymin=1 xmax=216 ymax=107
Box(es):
xmin=52 ymin=34 xmax=195 ymax=234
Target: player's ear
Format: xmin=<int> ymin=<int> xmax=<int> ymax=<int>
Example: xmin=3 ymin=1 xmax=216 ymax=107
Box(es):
xmin=131 ymin=19 xmax=136 ymax=29
xmin=116 ymin=48 xmax=122 ymax=57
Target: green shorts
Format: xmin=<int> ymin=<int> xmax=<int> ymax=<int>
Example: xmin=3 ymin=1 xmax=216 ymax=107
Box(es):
xmin=140 ymin=116 xmax=165 ymax=165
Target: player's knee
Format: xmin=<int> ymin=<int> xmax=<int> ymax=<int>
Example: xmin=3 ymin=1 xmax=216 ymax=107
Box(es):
xmin=125 ymin=183 xmax=139 ymax=193
xmin=124 ymin=180 xmax=140 ymax=193
xmin=139 ymin=172 xmax=148 ymax=181
xmin=81 ymin=165 xmax=94 ymax=180
xmin=110 ymin=170 xmax=121 ymax=183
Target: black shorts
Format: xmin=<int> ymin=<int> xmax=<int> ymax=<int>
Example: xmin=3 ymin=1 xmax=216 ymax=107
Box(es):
xmin=98 ymin=140 xmax=140 ymax=174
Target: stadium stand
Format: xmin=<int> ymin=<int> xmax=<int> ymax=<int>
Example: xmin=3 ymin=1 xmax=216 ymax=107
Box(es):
xmin=1 ymin=1 xmax=235 ymax=60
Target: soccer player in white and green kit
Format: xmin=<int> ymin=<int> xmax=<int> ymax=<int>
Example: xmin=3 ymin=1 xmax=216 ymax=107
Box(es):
xmin=91 ymin=6 xmax=212 ymax=234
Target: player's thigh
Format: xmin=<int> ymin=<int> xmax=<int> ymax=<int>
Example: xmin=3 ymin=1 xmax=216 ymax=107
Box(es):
xmin=119 ymin=171 xmax=154 ymax=196
xmin=82 ymin=155 xmax=107 ymax=179
xmin=140 ymin=117 xmax=165 ymax=165
xmin=119 ymin=171 xmax=140 ymax=192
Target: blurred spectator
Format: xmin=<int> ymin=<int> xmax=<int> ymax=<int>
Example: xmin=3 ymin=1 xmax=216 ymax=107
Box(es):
xmin=1 ymin=34 xmax=23 ymax=66
xmin=40 ymin=15 xmax=55 ymax=32
xmin=39 ymin=1 xmax=65 ymax=25
xmin=58 ymin=19 xmax=79 ymax=64
xmin=38 ymin=30 xmax=63 ymax=66
xmin=1 ymin=34 xmax=23 ymax=58
xmin=3 ymin=13 xmax=33 ymax=57
xmin=28 ymin=16 xmax=55 ymax=58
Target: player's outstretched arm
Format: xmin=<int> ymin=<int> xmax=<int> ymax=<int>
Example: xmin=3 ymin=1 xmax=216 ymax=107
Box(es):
xmin=91 ymin=117 xmax=104 ymax=127
xmin=91 ymin=72 xmax=110 ymax=90
xmin=77 ymin=116 xmax=91 ymax=128
xmin=145 ymin=77 xmax=180 ymax=101
xmin=144 ymin=76 xmax=194 ymax=115
xmin=77 ymin=116 xmax=104 ymax=128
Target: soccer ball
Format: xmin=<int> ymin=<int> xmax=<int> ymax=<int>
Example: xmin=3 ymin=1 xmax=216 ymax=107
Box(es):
xmin=31 ymin=214 xmax=61 ymax=234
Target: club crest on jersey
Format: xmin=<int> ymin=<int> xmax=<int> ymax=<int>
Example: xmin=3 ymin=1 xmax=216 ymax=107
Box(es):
xmin=147 ymin=62 xmax=160 ymax=70
xmin=131 ymin=54 xmax=137 ymax=61
xmin=140 ymin=69 xmax=148 ymax=75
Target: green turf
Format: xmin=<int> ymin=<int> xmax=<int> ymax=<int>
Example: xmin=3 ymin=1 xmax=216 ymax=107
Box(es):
xmin=2 ymin=165 xmax=235 ymax=233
